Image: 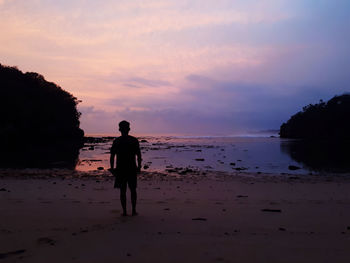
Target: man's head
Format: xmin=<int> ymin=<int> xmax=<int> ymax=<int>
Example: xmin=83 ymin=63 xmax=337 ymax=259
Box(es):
xmin=119 ymin=120 xmax=130 ymax=136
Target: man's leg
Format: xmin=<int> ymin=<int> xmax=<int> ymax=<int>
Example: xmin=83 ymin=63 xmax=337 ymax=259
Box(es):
xmin=120 ymin=183 xmax=127 ymax=216
xmin=130 ymin=187 xmax=137 ymax=216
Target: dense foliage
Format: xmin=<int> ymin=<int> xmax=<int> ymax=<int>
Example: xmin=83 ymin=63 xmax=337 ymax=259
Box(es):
xmin=280 ymin=94 xmax=350 ymax=139
xmin=0 ymin=63 xmax=84 ymax=168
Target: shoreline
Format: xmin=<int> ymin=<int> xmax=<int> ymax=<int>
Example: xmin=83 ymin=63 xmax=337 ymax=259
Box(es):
xmin=1 ymin=168 xmax=350 ymax=182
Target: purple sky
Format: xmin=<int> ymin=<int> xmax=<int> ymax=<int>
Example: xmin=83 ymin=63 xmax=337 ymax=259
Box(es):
xmin=1 ymin=0 xmax=349 ymax=135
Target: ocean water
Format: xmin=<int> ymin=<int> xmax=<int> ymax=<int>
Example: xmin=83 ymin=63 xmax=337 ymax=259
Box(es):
xmin=77 ymin=136 xmax=350 ymax=175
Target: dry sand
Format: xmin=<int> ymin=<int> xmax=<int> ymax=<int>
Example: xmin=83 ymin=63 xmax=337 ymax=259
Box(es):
xmin=1 ymin=170 xmax=350 ymax=263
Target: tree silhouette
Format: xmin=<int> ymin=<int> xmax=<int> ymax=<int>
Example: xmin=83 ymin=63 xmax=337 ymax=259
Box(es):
xmin=280 ymin=94 xmax=350 ymax=139
xmin=0 ymin=63 xmax=84 ymax=168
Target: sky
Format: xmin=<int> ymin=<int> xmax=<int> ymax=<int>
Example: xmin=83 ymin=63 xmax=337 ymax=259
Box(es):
xmin=1 ymin=0 xmax=349 ymax=135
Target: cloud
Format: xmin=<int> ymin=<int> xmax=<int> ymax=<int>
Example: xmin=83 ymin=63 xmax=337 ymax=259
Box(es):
xmin=1 ymin=0 xmax=349 ymax=135
xmin=126 ymin=77 xmax=171 ymax=88
xmin=80 ymin=71 xmax=338 ymax=135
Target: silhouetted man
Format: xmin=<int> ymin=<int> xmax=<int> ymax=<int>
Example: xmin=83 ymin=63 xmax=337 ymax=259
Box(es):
xmin=110 ymin=120 xmax=142 ymax=216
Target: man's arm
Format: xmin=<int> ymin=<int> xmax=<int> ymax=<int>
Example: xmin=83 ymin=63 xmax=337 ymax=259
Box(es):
xmin=110 ymin=152 xmax=115 ymax=170
xmin=110 ymin=141 xmax=116 ymax=170
xmin=136 ymin=140 xmax=142 ymax=172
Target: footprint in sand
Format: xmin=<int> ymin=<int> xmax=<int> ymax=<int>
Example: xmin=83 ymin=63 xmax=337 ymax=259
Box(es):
xmin=261 ymin=209 xmax=282 ymax=213
xmin=37 ymin=237 xmax=56 ymax=246
xmin=0 ymin=250 xmax=26 ymax=259
xmin=192 ymin=217 xmax=207 ymax=221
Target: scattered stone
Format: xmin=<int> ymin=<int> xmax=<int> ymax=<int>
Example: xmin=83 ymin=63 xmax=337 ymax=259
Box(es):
xmin=229 ymin=162 xmax=236 ymax=166
xmin=179 ymin=168 xmax=193 ymax=175
xmin=195 ymin=158 xmax=205 ymax=161
xmin=82 ymin=159 xmax=102 ymax=162
xmin=127 ymin=253 xmax=132 ymax=257
xmin=288 ymin=165 xmax=301 ymax=170
xmin=143 ymin=165 xmax=149 ymax=169
xmin=0 ymin=188 xmax=7 ymax=191
xmin=235 ymin=167 xmax=247 ymax=171
xmin=279 ymin=227 xmax=286 ymax=231
xmin=261 ymin=209 xmax=282 ymax=213
xmin=192 ymin=217 xmax=207 ymax=221
xmin=97 ymin=167 xmax=104 ymax=170
xmin=140 ymin=139 xmax=148 ymax=143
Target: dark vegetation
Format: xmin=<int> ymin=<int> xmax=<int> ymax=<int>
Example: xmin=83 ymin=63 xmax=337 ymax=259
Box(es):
xmin=280 ymin=94 xmax=350 ymax=172
xmin=0 ymin=64 xmax=84 ymax=168
xmin=280 ymin=94 xmax=350 ymax=139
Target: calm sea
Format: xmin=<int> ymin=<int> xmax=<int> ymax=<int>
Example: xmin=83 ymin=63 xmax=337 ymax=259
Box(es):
xmin=77 ymin=136 xmax=350 ymax=175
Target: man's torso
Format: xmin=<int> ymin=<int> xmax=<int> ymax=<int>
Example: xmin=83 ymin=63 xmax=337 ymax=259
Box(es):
xmin=111 ymin=135 xmax=139 ymax=173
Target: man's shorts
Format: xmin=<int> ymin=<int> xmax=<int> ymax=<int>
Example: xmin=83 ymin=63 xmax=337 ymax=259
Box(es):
xmin=120 ymin=174 xmax=137 ymax=189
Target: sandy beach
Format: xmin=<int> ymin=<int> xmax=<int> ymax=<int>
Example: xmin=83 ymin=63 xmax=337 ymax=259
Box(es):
xmin=1 ymin=170 xmax=350 ymax=263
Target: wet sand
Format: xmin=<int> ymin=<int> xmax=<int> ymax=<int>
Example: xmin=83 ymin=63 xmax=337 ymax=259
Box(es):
xmin=1 ymin=170 xmax=350 ymax=263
